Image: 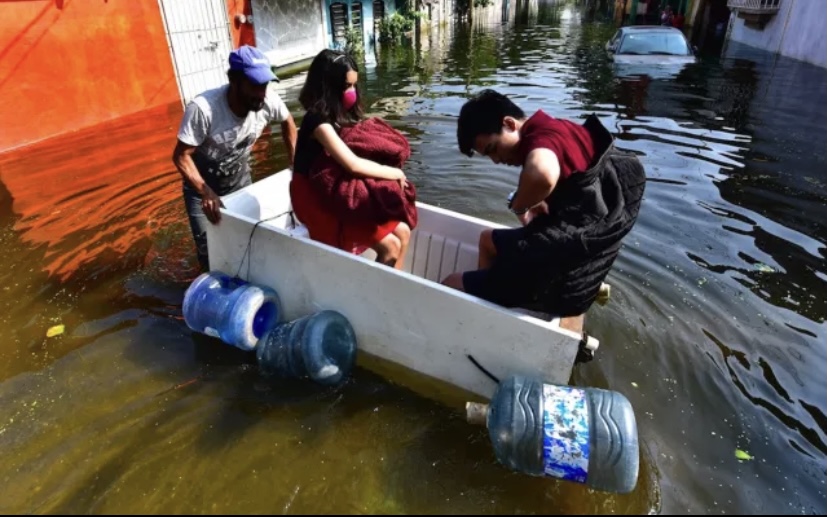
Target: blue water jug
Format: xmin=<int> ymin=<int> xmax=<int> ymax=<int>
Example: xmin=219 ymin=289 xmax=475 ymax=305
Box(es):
xmin=256 ymin=310 xmax=357 ymax=386
xmin=466 ymin=375 xmax=639 ymax=494
xmin=182 ymin=271 xmax=282 ymax=351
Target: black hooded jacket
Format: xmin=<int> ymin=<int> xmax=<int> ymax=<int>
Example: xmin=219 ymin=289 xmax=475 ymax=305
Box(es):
xmin=494 ymin=114 xmax=647 ymax=317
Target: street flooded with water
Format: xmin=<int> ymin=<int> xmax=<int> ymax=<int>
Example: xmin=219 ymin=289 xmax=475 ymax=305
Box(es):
xmin=0 ymin=3 xmax=824 ymax=514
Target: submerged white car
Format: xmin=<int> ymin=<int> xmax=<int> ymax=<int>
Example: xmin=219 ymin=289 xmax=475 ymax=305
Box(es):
xmin=606 ymin=26 xmax=697 ymax=79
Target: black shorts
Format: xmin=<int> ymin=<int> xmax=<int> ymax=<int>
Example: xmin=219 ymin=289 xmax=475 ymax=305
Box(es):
xmin=461 ymin=224 xmax=552 ymax=308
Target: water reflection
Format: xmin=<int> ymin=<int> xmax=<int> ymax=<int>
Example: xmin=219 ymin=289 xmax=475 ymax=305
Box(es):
xmin=0 ymin=2 xmax=825 ymax=515
xmin=0 ymin=104 xmax=183 ymax=283
xmin=0 ymin=104 xmax=185 ymax=382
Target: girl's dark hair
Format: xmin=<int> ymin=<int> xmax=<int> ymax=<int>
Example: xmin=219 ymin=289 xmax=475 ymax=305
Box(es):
xmin=299 ymin=49 xmax=363 ymax=127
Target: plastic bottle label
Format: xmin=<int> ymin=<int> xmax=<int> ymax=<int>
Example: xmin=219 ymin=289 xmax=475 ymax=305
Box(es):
xmin=542 ymin=384 xmax=590 ymax=483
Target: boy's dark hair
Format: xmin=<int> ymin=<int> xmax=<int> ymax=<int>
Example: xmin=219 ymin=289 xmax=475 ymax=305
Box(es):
xmin=299 ymin=49 xmax=363 ymax=127
xmin=457 ymin=89 xmax=526 ymax=157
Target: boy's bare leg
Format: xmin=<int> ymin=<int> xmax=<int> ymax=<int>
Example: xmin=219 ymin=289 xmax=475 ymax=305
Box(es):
xmin=478 ymin=229 xmax=497 ymax=269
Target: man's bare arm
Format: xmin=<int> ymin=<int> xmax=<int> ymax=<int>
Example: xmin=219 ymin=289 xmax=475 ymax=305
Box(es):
xmin=172 ymin=140 xmax=222 ymax=223
xmin=280 ymin=114 xmax=297 ymax=168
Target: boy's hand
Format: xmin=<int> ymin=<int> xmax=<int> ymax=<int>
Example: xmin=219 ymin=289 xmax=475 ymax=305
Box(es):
xmin=531 ymin=201 xmax=550 ymax=218
xmin=517 ymin=201 xmax=549 ymax=226
xmin=517 ymin=211 xmax=531 ymax=226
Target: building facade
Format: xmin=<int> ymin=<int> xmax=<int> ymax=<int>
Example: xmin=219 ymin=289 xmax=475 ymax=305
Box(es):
xmin=725 ymin=0 xmax=826 ymax=68
xmin=0 ymin=0 xmax=403 ymax=152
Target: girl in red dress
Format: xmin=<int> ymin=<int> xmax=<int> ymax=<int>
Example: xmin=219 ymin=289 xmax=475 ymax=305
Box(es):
xmin=290 ymin=49 xmax=411 ymax=270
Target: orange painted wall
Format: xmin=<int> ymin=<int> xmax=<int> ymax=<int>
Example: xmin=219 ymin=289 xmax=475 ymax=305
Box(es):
xmin=0 ymin=0 xmax=181 ymax=152
xmin=226 ymin=0 xmax=257 ymax=48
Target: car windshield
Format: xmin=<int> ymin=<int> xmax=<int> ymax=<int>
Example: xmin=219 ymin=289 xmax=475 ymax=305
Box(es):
xmin=617 ymin=31 xmax=691 ymax=56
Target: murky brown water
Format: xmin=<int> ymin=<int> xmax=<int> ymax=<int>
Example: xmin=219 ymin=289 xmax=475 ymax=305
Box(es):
xmin=1 ymin=3 xmax=825 ymax=514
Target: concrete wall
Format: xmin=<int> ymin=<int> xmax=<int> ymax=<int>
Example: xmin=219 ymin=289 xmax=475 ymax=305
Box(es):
xmin=252 ymin=0 xmax=328 ymax=67
xmin=0 ymin=1 xmax=180 ymax=152
xmin=729 ymin=0 xmax=827 ymax=68
xmin=0 ymin=0 xmax=306 ymax=152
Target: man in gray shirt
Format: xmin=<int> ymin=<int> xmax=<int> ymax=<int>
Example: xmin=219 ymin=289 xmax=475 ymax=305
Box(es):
xmin=173 ymin=45 xmax=297 ymax=271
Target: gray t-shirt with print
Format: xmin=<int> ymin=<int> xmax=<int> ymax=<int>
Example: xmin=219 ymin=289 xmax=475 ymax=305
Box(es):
xmin=177 ymin=83 xmax=290 ymax=195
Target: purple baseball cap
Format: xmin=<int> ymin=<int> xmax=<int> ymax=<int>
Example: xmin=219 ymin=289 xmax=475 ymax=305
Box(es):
xmin=228 ymin=45 xmax=279 ymax=84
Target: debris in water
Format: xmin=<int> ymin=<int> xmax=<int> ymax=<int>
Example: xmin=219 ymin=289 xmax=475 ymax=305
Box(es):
xmin=283 ymin=485 xmax=300 ymax=514
xmin=754 ymin=263 xmax=775 ymax=273
xmin=46 ymin=324 xmax=65 ymax=338
xmin=735 ymin=449 xmax=753 ymax=461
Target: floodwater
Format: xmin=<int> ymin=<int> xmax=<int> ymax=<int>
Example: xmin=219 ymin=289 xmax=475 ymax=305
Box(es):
xmin=1 ymin=4 xmax=825 ymax=515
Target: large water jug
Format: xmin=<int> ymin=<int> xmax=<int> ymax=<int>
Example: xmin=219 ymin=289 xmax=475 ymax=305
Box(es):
xmin=466 ymin=375 xmax=639 ymax=494
xmin=182 ymin=271 xmax=282 ymax=351
xmin=256 ymin=310 xmax=357 ymax=386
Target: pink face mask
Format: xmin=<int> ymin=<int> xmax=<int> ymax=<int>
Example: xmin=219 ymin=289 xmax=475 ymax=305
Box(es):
xmin=343 ymin=88 xmax=357 ymax=111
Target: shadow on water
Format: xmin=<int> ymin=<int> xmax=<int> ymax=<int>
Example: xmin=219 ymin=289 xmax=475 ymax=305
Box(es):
xmin=0 ymin=2 xmax=825 ymax=515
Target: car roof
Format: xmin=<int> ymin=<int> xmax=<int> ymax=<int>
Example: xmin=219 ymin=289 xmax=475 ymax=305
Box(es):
xmin=619 ymin=25 xmax=682 ymax=32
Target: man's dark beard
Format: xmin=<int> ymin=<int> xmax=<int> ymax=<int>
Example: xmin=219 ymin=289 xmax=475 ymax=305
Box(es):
xmin=247 ymin=96 xmax=265 ymax=112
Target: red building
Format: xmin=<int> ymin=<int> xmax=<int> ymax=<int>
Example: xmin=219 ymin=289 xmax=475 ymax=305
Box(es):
xmin=0 ymin=0 xmax=257 ymax=153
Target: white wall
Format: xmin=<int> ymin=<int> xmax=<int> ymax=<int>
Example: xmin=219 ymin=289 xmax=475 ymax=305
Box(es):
xmin=252 ymin=0 xmax=327 ymax=67
xmin=729 ymin=0 xmax=827 ymax=68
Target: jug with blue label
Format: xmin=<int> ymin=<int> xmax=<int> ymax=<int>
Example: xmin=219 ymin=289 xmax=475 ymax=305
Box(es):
xmin=466 ymin=375 xmax=639 ymax=494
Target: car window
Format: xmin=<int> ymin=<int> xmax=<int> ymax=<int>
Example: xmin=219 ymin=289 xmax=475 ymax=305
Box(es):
xmin=617 ymin=31 xmax=691 ymax=56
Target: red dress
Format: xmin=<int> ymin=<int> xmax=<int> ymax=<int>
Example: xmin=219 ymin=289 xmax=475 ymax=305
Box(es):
xmin=290 ymin=172 xmax=400 ymax=255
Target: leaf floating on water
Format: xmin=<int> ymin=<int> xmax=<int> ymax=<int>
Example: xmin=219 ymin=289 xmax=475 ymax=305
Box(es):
xmin=46 ymin=324 xmax=65 ymax=338
xmin=754 ymin=263 xmax=775 ymax=273
xmin=735 ymin=449 xmax=753 ymax=461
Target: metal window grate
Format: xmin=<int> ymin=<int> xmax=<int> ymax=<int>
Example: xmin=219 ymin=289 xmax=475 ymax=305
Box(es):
xmin=373 ymin=0 xmax=385 ymax=34
xmin=157 ymin=0 xmax=233 ymax=106
xmin=352 ymin=1 xmax=363 ymax=32
xmin=726 ymin=0 xmax=781 ymax=14
xmin=330 ymin=2 xmax=349 ymax=44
